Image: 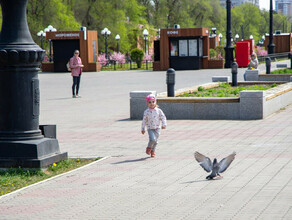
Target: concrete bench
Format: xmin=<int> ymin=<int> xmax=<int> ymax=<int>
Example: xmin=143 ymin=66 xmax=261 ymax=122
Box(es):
xmin=212 ymin=76 xmax=230 ymax=82
xmin=276 ymin=64 xmax=287 ymax=68
xmin=130 ymin=91 xmax=156 ymax=120
xmin=244 ymin=69 xmax=259 ymax=81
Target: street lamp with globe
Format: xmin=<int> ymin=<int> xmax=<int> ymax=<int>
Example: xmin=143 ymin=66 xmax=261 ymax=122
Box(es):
xmin=218 ymin=33 xmax=223 ymax=45
xmin=44 ymin=25 xmax=57 ymax=62
xmin=261 ymin=35 xmax=265 ymax=45
xmin=101 ymin=28 xmax=111 ymax=59
xmin=234 ymin=34 xmax=239 ymax=43
xmin=143 ymin=29 xmax=149 ymax=54
xmin=37 ymin=30 xmax=46 ymax=49
xmin=115 ymin=34 xmax=120 ymax=53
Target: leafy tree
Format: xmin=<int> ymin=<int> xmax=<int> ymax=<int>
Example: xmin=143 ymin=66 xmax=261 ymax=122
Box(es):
xmin=0 ymin=0 xmax=291 ymax=55
xmin=27 ymin=0 xmax=80 ymax=50
xmin=189 ymin=0 xmax=213 ymax=27
xmin=231 ymin=7 xmax=244 ymax=39
xmin=71 ymin=0 xmax=148 ymax=53
xmin=235 ymin=3 xmax=261 ymax=42
xmin=258 ymin=10 xmax=269 ymax=37
xmin=151 ymin=0 xmax=168 ymax=28
xmin=209 ymin=0 xmax=225 ymax=31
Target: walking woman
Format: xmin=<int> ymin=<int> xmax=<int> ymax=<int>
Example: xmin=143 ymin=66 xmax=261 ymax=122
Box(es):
xmin=70 ymin=50 xmax=84 ymax=98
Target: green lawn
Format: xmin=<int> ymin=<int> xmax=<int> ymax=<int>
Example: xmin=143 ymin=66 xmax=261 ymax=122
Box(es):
xmin=270 ymin=68 xmax=292 ymax=74
xmin=0 ymin=158 xmax=100 ymax=196
xmin=179 ymin=83 xmax=278 ymax=98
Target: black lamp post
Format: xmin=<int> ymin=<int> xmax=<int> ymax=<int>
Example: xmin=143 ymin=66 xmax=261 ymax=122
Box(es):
xmin=268 ymin=0 xmax=275 ymax=54
xmin=283 ymin=21 xmax=285 ymax=33
xmin=101 ymin=27 xmax=111 ymax=59
xmin=37 ymin=30 xmax=46 ymax=49
xmin=44 ymin=25 xmax=57 ymax=62
xmin=0 ymin=0 xmax=67 ymax=168
xmin=241 ymin=25 xmax=244 ymax=41
xmin=224 ymin=0 xmax=234 ymax=68
xmin=115 ymin=34 xmax=120 ymax=53
xmin=143 ymin=29 xmax=149 ymax=54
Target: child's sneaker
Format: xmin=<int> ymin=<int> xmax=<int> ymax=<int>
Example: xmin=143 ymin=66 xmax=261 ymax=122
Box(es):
xmin=151 ymin=150 xmax=155 ymax=158
xmin=146 ymin=147 xmax=151 ymax=155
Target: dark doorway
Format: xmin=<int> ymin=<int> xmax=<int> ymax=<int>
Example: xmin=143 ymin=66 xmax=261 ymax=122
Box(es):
xmin=169 ymin=38 xmax=202 ymax=70
xmin=154 ymin=40 xmax=160 ymax=61
xmin=53 ymin=40 xmax=80 ymax=72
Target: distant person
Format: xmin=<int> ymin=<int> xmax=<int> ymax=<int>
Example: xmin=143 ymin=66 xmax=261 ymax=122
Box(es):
xmin=248 ymin=52 xmax=258 ymax=70
xmin=141 ymin=94 xmax=167 ymax=158
xmin=69 ymin=50 xmax=84 ymax=98
xmin=244 ymin=52 xmax=259 ymax=81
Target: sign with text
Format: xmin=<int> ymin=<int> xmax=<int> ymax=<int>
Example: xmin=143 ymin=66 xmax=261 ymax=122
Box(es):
xmin=167 ymin=31 xmax=179 ymax=35
xmin=55 ymin=33 xmax=80 ymax=38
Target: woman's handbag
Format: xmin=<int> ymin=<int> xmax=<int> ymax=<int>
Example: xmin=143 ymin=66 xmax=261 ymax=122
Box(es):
xmin=66 ymin=61 xmax=71 ymax=71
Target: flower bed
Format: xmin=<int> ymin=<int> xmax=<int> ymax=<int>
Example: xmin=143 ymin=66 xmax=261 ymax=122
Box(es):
xmin=270 ymin=68 xmax=292 ymax=74
xmin=244 ymin=68 xmax=292 ymax=82
xmin=179 ymin=82 xmax=278 ymax=98
xmin=130 ymin=82 xmax=292 ymax=120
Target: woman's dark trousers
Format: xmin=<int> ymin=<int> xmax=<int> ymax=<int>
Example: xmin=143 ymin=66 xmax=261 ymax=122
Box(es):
xmin=72 ymin=76 xmax=81 ymax=95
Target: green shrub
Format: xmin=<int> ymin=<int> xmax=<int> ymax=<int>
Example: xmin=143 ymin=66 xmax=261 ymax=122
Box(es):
xmin=209 ymin=49 xmax=217 ymax=59
xmin=215 ymin=45 xmax=225 ymax=58
xmin=130 ymin=48 xmax=144 ymax=68
xmin=198 ymin=86 xmax=204 ymax=91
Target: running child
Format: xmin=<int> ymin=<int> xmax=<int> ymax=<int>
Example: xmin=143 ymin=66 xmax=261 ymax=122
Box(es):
xmin=141 ymin=94 xmax=167 ymax=158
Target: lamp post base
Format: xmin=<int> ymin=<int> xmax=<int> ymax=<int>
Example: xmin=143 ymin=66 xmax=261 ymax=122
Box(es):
xmin=0 ymin=138 xmax=68 ymax=168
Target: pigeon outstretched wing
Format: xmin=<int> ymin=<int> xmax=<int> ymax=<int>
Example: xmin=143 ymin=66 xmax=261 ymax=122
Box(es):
xmin=194 ymin=151 xmax=212 ymax=172
xmin=218 ymin=152 xmax=236 ymax=173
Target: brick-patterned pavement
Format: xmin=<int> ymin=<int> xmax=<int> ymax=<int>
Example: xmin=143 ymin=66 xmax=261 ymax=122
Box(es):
xmin=0 ymin=62 xmax=291 ymax=219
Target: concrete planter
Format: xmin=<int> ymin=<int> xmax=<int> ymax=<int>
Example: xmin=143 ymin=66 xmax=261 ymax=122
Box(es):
xmin=244 ymin=69 xmax=292 ymax=82
xmin=130 ymin=82 xmax=292 ymax=120
xmin=244 ymin=70 xmax=260 ymax=81
xmin=258 ymin=74 xmax=292 ymax=82
xmin=130 ymin=91 xmax=157 ymax=120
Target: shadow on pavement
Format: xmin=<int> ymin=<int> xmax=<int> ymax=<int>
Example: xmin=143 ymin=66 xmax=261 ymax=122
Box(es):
xmin=181 ymin=179 xmax=209 ymax=184
xmin=116 ymin=118 xmax=131 ymax=122
xmin=47 ymin=97 xmax=73 ymax=100
xmin=182 ymin=178 xmax=223 ymax=184
xmin=112 ymin=157 xmax=150 ymax=164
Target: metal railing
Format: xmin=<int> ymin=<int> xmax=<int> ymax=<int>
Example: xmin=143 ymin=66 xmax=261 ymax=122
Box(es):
xmin=101 ymin=60 xmax=153 ymax=71
xmin=258 ymin=52 xmax=290 ymax=63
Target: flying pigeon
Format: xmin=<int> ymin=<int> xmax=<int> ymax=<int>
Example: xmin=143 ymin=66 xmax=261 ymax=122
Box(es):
xmin=194 ymin=151 xmax=236 ymax=180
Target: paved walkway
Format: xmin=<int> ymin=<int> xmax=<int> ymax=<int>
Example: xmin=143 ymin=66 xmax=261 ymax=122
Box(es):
xmin=0 ymin=61 xmax=292 ymax=219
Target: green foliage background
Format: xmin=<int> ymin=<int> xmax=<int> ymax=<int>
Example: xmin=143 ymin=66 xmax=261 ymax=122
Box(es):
xmin=0 ymin=0 xmax=290 ymax=53
xmin=130 ymin=48 xmax=144 ymax=67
